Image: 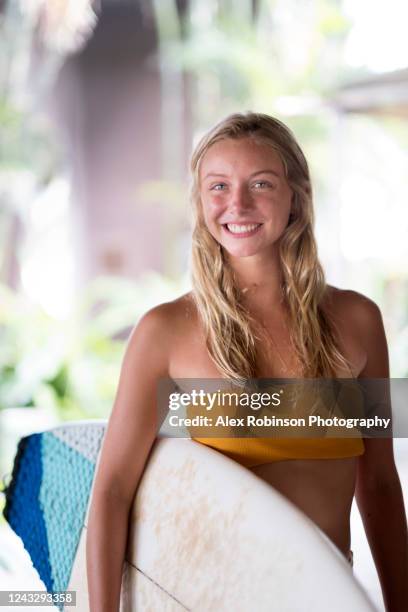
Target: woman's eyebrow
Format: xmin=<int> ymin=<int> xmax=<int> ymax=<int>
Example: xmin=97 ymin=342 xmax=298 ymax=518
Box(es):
xmin=202 ymin=172 xmax=228 ymax=181
xmin=250 ymin=169 xmax=280 ymax=178
xmin=203 ymin=169 xmax=281 ymax=181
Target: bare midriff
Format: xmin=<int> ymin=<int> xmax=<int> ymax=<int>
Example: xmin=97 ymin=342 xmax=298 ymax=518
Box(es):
xmin=250 ymin=456 xmax=357 ymax=557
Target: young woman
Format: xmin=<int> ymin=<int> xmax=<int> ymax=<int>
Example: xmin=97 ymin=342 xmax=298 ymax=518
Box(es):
xmin=86 ymin=113 xmax=408 ymax=611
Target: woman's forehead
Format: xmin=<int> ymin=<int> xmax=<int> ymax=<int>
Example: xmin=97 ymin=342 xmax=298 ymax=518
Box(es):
xmin=199 ymin=137 xmax=284 ymax=179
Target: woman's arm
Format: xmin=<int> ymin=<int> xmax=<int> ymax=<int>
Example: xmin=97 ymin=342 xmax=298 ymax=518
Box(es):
xmin=356 ymin=439 xmax=408 ymax=612
xmin=86 ymin=304 xmax=172 ymax=612
xmin=354 ymin=296 xmax=408 ymax=612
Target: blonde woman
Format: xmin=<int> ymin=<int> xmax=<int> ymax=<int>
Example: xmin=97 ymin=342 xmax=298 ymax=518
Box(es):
xmin=86 ymin=113 xmax=408 ymax=611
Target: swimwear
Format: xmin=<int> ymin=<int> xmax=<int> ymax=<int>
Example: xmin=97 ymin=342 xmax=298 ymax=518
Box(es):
xmin=187 ymin=380 xmax=365 ymax=468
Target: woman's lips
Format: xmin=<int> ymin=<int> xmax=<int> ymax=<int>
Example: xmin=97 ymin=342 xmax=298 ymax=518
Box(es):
xmin=222 ymin=223 xmax=263 ymax=238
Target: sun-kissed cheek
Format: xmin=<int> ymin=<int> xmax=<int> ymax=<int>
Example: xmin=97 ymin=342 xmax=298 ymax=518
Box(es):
xmin=200 ymin=192 xmax=225 ymax=236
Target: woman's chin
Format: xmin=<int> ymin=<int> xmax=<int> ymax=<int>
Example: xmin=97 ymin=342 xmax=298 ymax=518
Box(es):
xmin=222 ymin=244 xmax=266 ymax=259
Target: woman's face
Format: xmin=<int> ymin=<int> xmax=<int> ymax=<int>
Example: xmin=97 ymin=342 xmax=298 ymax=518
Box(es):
xmin=199 ymin=137 xmax=293 ymax=258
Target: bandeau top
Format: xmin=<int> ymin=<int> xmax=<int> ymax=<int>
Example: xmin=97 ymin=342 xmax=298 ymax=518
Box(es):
xmin=186 ymin=380 xmax=365 ymax=468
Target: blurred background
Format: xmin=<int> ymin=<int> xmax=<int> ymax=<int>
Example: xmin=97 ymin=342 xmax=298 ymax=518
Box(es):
xmin=0 ymin=0 xmax=407 ymax=609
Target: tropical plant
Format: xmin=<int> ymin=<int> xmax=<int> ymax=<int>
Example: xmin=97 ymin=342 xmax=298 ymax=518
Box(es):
xmin=0 ymin=272 xmax=186 ymax=419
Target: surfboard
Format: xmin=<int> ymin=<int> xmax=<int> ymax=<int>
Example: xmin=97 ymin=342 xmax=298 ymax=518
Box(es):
xmin=4 ymin=423 xmax=376 ymax=611
xmin=3 ymin=421 xmax=107 ymax=611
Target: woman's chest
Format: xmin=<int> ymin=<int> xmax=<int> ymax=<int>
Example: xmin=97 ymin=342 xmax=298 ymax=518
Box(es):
xmin=169 ymin=325 xmax=366 ymax=381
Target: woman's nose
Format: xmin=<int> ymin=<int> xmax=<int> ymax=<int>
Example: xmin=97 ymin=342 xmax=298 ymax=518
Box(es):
xmin=228 ymin=186 xmax=253 ymax=213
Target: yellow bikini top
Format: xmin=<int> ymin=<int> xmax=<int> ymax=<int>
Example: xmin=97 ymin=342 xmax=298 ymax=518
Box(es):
xmin=186 ymin=380 xmax=365 ymax=468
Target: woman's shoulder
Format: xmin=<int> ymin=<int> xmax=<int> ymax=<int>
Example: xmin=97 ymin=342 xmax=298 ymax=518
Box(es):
xmin=124 ymin=293 xmax=198 ymax=372
xmin=322 ymin=286 xmax=387 ymax=377
xmin=323 ymin=284 xmax=383 ymax=330
xmin=136 ymin=292 xmax=197 ymax=334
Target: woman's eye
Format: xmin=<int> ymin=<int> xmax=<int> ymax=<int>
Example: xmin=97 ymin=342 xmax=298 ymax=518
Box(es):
xmin=211 ymin=183 xmax=227 ymax=191
xmin=253 ymin=181 xmax=272 ymax=189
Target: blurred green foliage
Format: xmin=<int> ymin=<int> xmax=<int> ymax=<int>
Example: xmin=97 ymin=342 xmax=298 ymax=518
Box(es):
xmin=0 ymin=273 xmax=185 ymax=419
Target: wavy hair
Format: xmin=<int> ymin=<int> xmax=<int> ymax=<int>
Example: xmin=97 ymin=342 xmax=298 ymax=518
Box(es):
xmin=190 ymin=112 xmax=350 ymax=383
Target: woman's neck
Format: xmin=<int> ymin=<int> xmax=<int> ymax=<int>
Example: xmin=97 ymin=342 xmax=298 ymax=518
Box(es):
xmin=226 ymin=248 xmax=284 ymax=310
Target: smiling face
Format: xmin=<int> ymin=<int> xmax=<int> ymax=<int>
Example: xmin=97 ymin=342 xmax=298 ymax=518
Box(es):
xmin=198 ymin=137 xmax=293 ymax=259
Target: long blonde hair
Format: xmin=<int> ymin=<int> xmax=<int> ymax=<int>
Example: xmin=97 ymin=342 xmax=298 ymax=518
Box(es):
xmin=190 ymin=112 xmax=350 ymax=383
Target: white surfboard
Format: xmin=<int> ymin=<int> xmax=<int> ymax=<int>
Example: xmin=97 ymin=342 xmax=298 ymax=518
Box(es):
xmin=69 ymin=436 xmax=376 ymax=612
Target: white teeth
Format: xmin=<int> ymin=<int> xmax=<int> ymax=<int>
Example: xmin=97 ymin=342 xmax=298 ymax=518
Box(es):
xmin=226 ymin=223 xmax=261 ymax=234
